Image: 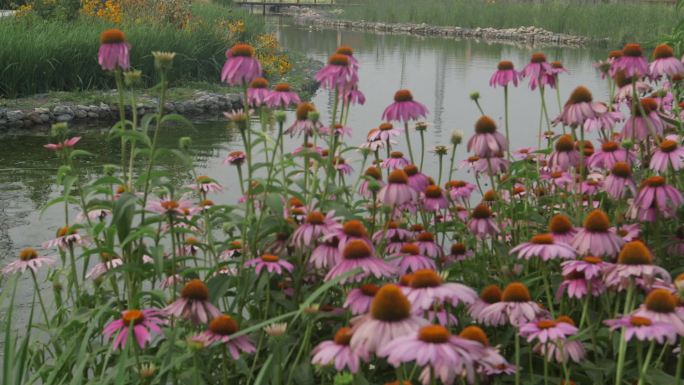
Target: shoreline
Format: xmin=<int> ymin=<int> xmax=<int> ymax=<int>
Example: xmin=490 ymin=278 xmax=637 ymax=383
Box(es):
xmin=282 ymin=7 xmax=609 ymax=48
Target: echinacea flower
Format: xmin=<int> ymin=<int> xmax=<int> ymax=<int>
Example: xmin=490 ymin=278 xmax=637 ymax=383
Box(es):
xmin=604 ymin=315 xmax=676 ymax=344
xmin=403 ymin=269 xmax=477 ymax=312
xmin=445 ymin=180 xmax=476 ymax=201
xmin=470 ymin=285 xmax=502 ymax=322
xmin=415 ymin=232 xmax=443 ymax=258
xmin=194 ymin=315 xmax=256 ymax=359
xmin=325 ymin=239 xmax=396 ymax=283
xmin=587 ymin=140 xmax=635 ymax=169
xmin=103 ymin=309 xmax=164 ymax=350
xmin=548 ymin=135 xmax=579 ymax=171
xmin=223 ymin=150 xmax=247 ymax=166
xmin=2 ymin=248 xmax=55 ymax=275
xmin=163 ymin=279 xmax=221 ymax=324
xmin=403 ymin=165 xmax=430 ymax=192
xmin=391 ymin=243 xmax=436 ymax=275
xmin=44 ymin=136 xmax=81 ymax=151
xmin=244 ymin=254 xmax=294 ymax=276
xmin=382 ymin=151 xmax=410 ymax=169
xmin=571 ymin=209 xmax=624 ymax=257
xmin=422 ymin=185 xmax=449 ymax=212
xmin=478 ymin=282 xmax=547 ymax=327
xmin=221 ymin=43 xmax=261 ymax=86
xmin=467 ymin=204 xmax=500 ymax=238
xmin=548 ymin=214 xmax=578 ymax=244
xmin=604 ymin=241 xmax=670 ymax=291
xmin=603 ymin=162 xmax=636 ymax=199
xmin=650 ymin=136 xmax=684 ymax=172
xmin=378 ymin=169 xmax=418 ymax=206
xmin=532 ymin=316 xmax=586 ymax=363
xmin=510 ymin=233 xmax=577 ymax=261
xmin=520 ymin=52 xmax=553 ymax=90
xmin=98 ymin=29 xmax=130 ymax=71
xmin=459 ymin=326 xmax=514 ymax=377
xmin=344 ymin=85 xmax=366 ymax=105
xmin=611 ymin=43 xmax=649 ymax=79
xmin=630 ymin=176 xmax=684 ymax=220
xmin=378 ymin=324 xmax=485 ymax=385
xmin=344 ymin=283 xmax=379 ymax=315
xmin=247 ymin=77 xmax=271 ymax=107
xmin=312 ymin=327 xmax=368 ymax=373
xmin=371 ymin=122 xmax=404 ymax=142
xmin=561 ymin=255 xmax=609 ymax=280
xmin=583 ymin=105 xmax=624 ymax=134
xmin=467 ymin=116 xmax=508 ymax=157
xmin=265 ymin=83 xmax=301 ymax=109
xmin=382 ymin=90 xmax=429 ymax=122
xmin=350 ymin=284 xmax=429 ymax=354
xmin=613 ymin=70 xmax=651 ymax=103
xmin=86 ymin=254 xmax=123 ymax=280
xmin=315 ymin=53 xmax=357 ymax=90
xmin=191 ymin=175 xmax=222 ymax=193
xmin=42 ymin=226 xmax=88 ymax=250
xmin=554 ymin=86 xmax=604 ymax=127
xmin=310 ymin=236 xmax=341 ymax=269
xmin=556 ymin=269 xmax=605 ymax=299
xmin=519 ymin=318 xmax=578 ymax=344
xmin=650 ymin=44 xmax=684 ymax=78
xmin=621 ymin=98 xmax=664 ymax=141
xmin=285 ymin=102 xmax=321 ymax=137
xmin=291 ymin=211 xmax=341 ymax=248
xmin=490 ymin=60 xmax=519 ymax=88
xmin=631 ymin=288 xmax=684 ymax=336
xmin=359 ymin=167 xmax=384 ymax=198
xmin=146 ymin=198 xmax=194 ymax=216
xmin=445 ymin=242 xmax=474 ymax=264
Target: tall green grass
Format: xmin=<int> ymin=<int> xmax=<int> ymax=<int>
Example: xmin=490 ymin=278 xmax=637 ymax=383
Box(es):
xmin=0 ymin=3 xmax=264 ymax=97
xmin=340 ymin=0 xmax=679 ymax=45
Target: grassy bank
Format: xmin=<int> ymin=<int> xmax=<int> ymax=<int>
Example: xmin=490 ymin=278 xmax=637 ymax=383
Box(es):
xmin=0 ymin=2 xmax=267 ymax=97
xmin=338 ymin=0 xmax=679 ymax=45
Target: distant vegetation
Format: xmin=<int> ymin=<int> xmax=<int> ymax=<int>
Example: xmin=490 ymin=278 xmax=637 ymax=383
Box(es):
xmin=338 ymin=0 xmax=680 ymax=45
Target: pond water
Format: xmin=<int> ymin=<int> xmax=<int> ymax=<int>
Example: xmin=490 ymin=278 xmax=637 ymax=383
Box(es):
xmin=0 ymin=16 xmax=610 ymax=303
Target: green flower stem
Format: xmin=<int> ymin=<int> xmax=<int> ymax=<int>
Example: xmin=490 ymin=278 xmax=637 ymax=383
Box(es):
xmin=637 ymin=341 xmax=655 ymax=385
xmin=404 ymin=122 xmax=416 ymax=165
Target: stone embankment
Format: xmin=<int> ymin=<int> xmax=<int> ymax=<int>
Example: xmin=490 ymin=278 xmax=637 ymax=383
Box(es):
xmin=283 ymin=7 xmax=609 ymax=48
xmin=0 ymin=92 xmax=243 ymax=131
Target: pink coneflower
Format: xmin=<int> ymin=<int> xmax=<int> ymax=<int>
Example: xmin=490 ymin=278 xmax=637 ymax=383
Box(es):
xmin=477 ymin=282 xmax=547 ymax=327
xmin=382 ymin=151 xmax=410 ymax=169
xmin=404 ymin=165 xmax=430 ymax=192
xmin=378 ymin=324 xmax=484 ymax=385
xmin=611 ymin=223 xmax=641 ymax=242
xmin=415 ymin=232 xmax=443 ymax=258
xmin=548 ymin=135 xmax=580 ymax=171
xmin=42 ymin=226 xmax=88 ymax=249
xmin=604 ymin=241 xmax=670 ymax=291
xmin=247 ymin=77 xmax=271 ymax=107
xmin=221 ymin=43 xmax=261 ymax=86
xmin=344 ymin=283 xmax=378 ymax=315
xmin=359 ymin=167 xmax=384 ymax=198
xmin=350 ymin=284 xmax=429 ymax=354
xmin=467 ymin=116 xmax=507 ymax=157
xmin=334 ymin=157 xmax=353 ymax=175
xmin=444 ymin=242 xmax=474 ymax=264
xmin=554 ymin=86 xmax=604 ymax=126
xmin=459 ymin=326 xmax=515 ymax=377
xmin=587 ymin=140 xmax=635 ymax=169
xmin=391 ymin=243 xmax=435 ymax=275
xmin=310 ymin=236 xmax=341 ymax=269
xmin=291 ymin=211 xmax=341 ymax=248
xmin=583 ymin=105 xmax=624 ymax=133
xmin=343 ymin=84 xmax=365 ymax=105
xmin=556 ymin=269 xmax=605 ymax=300
xmin=103 ymin=309 xmax=164 ymax=350
xmin=371 ymin=122 xmax=404 ymax=142
xmin=163 ymin=279 xmax=221 ymax=324
xmin=312 ymin=327 xmax=368 ymax=373
xmin=245 ymin=254 xmax=294 ymax=275
xmin=195 ymin=315 xmax=255 ymax=358
xmin=328 ymin=219 xmax=372 ymax=254
xmin=86 ymin=254 xmax=123 ymax=280
xmin=336 ymin=45 xmax=359 ymax=71
xmin=650 ymin=136 xmax=684 ymax=172
xmin=549 ymin=214 xmax=578 ymax=244
xmin=510 ymin=233 xmax=577 ymax=261
xmin=631 ymin=288 xmax=684 ymax=336
xmin=1 ymin=248 xmax=55 ymax=275
xmin=98 ymin=29 xmax=130 ymax=71
xmin=378 ymin=169 xmax=418 ymax=206
xmin=541 ymin=170 xmax=574 ymax=190
xmin=521 ymin=53 xmax=554 ymax=90
xmin=489 ymin=60 xmax=519 ymax=88
xmin=315 ymin=53 xmax=357 ymax=90
xmin=265 ymin=83 xmax=300 ymax=109
xmin=561 ymin=255 xmax=609 ymax=280
xmin=372 ymin=220 xmax=411 ymax=244
xmin=223 ymin=150 xmax=246 ymax=166
xmin=533 ymin=316 xmax=586 ymax=363
xmin=403 ymin=269 xmax=476 ymax=312
xmin=603 ymin=162 xmax=636 ymax=199
xmin=650 ymin=44 xmax=684 ymax=78
xmin=44 ymin=136 xmax=81 ymax=151
xmin=631 ymin=176 xmax=684 ymax=220
xmin=512 ymin=146 xmax=537 ymax=161
xmin=76 ymin=208 xmax=111 ymax=222
xmin=285 ymin=102 xmax=322 ymax=137
xmin=382 ymin=90 xmax=429 ymax=122
xmin=325 ymin=124 xmax=352 ymax=138
xmin=519 ymin=318 xmax=578 ymax=344
xmin=445 ymin=180 xmax=476 ymax=201
xmin=571 ymin=209 xmax=624 ymax=257
xmin=191 ymin=175 xmax=222 ymax=193
xmin=475 ymin=154 xmax=509 ymax=176
xmin=470 ymin=285 xmax=503 ymax=322
xmin=580 ymin=177 xmax=602 ymax=195
xmin=159 ymin=274 xmax=182 ymax=290
xmin=614 ymin=70 xmax=651 ymax=103
xmin=467 ymin=204 xmax=500 ymax=238
xmin=325 ymin=240 xmax=396 ymax=283
xmin=669 ymin=227 xmax=684 ymax=255
xmin=146 ymin=198 xmax=194 ymax=216
xmin=604 ymin=315 xmax=676 ymax=344
xmin=422 ymin=185 xmax=449 ymax=212
xmin=622 ymin=98 xmax=664 ymax=141
xmin=611 ymin=43 xmax=649 ymax=79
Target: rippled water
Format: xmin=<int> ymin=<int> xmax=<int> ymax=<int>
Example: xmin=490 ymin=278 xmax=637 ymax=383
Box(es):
xmin=0 ymin=17 xmax=610 ymax=287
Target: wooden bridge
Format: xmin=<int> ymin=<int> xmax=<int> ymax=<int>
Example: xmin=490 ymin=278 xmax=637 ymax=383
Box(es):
xmin=235 ymin=0 xmax=339 ymax=14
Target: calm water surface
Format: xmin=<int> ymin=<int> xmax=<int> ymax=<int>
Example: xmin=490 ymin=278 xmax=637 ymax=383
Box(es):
xmin=0 ymin=18 xmax=610 ymax=302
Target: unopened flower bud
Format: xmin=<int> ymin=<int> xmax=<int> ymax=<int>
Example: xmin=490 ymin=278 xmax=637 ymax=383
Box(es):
xmin=152 ymin=51 xmax=176 ymax=71
xmin=308 ymin=111 xmax=320 ymax=123
xmin=415 ymin=121 xmax=428 ymax=132
xmin=179 ymin=136 xmax=192 ymax=150
xmin=621 ymin=139 xmax=634 ymax=150
xmin=103 ymin=164 xmax=117 ymax=176
xmin=187 ymin=337 xmax=205 ymax=351
xmin=123 ymin=70 xmax=142 ymax=86
xmin=450 ymin=129 xmax=464 ymax=145
xmin=368 ymin=179 xmax=382 ymax=193
xmin=469 ymin=91 xmax=480 ymax=101
xmin=274 ymin=110 xmax=287 ymax=124
xmin=51 ymin=122 xmax=68 ymax=138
